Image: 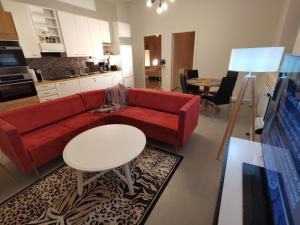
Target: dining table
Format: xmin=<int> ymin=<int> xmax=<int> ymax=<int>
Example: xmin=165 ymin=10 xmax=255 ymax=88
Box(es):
xmin=186 ymin=78 xmax=221 ymax=95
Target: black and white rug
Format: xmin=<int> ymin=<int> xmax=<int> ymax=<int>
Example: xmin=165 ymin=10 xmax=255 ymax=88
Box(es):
xmin=0 ymin=146 xmax=182 ymax=225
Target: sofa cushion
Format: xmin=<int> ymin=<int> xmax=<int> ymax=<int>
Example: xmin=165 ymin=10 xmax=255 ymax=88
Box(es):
xmin=0 ymin=95 xmax=85 ymax=134
xmin=132 ymin=88 xmax=194 ymax=114
xmin=127 ymin=89 xmax=137 ymax=106
xmin=57 ymin=112 xmax=106 ymax=132
xmin=21 ymin=124 xmax=74 ymax=167
xmin=77 ymin=90 xmax=105 ymax=110
xmin=117 ymin=107 xmax=179 ymax=145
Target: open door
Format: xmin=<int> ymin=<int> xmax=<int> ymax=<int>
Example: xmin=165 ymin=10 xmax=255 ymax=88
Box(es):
xmin=144 ymin=34 xmax=162 ymax=89
xmin=171 ymin=31 xmax=196 ymax=90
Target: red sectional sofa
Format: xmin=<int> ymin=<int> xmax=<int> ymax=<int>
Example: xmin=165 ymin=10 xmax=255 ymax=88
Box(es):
xmin=0 ymin=88 xmax=200 ymax=172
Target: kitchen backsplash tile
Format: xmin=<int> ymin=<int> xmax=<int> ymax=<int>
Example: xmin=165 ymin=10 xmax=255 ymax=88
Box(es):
xmin=26 ymin=57 xmax=88 ymax=80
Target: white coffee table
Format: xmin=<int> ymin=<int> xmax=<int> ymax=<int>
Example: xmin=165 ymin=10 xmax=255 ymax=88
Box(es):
xmin=63 ymin=124 xmax=146 ymax=196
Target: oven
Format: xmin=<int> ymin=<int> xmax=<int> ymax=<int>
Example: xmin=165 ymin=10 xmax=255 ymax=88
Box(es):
xmin=0 ymin=41 xmax=27 ymax=68
xmin=0 ymin=75 xmax=37 ymax=102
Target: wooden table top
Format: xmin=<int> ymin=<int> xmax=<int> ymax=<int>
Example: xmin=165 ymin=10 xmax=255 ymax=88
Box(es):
xmin=187 ymin=78 xmax=221 ymax=87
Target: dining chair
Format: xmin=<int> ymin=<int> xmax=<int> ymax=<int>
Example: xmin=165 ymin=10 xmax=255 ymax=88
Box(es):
xmin=201 ymin=77 xmax=237 ymax=112
xmin=180 ymin=74 xmax=189 ymax=93
xmin=186 ymin=69 xmax=199 ymax=79
xmin=210 ymin=71 xmax=238 ymax=95
xmin=180 ymin=74 xmax=202 ymax=95
xmin=226 ymin=70 xmax=239 ymax=78
xmin=186 ymin=69 xmax=204 ymax=93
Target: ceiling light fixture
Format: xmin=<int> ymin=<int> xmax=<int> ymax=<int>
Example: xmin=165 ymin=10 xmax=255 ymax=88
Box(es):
xmin=146 ymin=0 xmax=174 ymax=14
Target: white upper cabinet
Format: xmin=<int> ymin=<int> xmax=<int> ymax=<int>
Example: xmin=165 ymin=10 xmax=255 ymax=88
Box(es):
xmin=57 ymin=11 xmax=92 ymax=57
xmin=88 ymin=18 xmax=104 ymax=59
xmin=118 ymin=22 xmax=131 ymax=38
xmin=1 ymin=0 xmax=41 ymax=58
xmin=99 ymin=20 xmax=111 ymax=43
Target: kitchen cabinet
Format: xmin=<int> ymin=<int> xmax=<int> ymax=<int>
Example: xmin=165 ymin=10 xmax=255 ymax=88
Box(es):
xmin=97 ymin=75 xmax=113 ymax=89
xmin=1 ymin=0 xmax=41 ymax=58
xmin=123 ymin=76 xmax=134 ymax=88
xmin=0 ymin=11 xmax=18 ymax=40
xmin=118 ymin=22 xmax=131 ymax=38
xmin=57 ymin=11 xmax=92 ymax=57
xmin=99 ymin=20 xmax=111 ymax=43
xmin=88 ymin=18 xmax=104 ymax=59
xmin=56 ymin=79 xmax=81 ymax=97
xmin=79 ymin=76 xmax=99 ymax=92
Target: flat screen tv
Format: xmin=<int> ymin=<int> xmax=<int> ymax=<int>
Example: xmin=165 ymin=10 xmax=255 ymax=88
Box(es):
xmin=262 ymin=54 xmax=300 ymax=225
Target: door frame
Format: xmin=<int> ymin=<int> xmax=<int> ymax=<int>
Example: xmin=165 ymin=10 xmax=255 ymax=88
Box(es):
xmin=143 ymin=33 xmax=163 ymax=89
xmin=170 ymin=30 xmax=198 ymax=90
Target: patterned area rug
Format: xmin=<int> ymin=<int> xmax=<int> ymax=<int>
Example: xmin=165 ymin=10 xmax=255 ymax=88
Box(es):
xmin=0 ymin=146 xmax=182 ymax=225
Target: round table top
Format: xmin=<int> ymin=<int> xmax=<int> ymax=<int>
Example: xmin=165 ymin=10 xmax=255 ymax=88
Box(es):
xmin=187 ymin=78 xmax=221 ymax=87
xmin=63 ymin=124 xmax=146 ymax=172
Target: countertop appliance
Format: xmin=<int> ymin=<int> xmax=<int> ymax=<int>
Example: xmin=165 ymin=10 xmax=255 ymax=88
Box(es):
xmin=0 ymin=41 xmax=37 ymax=102
xmin=0 ymin=73 xmax=37 ymax=102
xmin=0 ymin=41 xmax=27 ymax=68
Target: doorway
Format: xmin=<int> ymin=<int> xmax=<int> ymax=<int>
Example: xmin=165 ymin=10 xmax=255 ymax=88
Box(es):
xmin=171 ymin=31 xmax=196 ymax=91
xmin=144 ymin=34 xmax=162 ymax=90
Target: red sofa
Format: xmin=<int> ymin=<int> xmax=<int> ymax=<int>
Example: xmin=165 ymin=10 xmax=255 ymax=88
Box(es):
xmin=0 ymin=88 xmax=200 ymax=172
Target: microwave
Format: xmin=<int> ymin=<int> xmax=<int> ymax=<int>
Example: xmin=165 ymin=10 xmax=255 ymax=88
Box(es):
xmin=0 ymin=41 xmax=27 ymax=68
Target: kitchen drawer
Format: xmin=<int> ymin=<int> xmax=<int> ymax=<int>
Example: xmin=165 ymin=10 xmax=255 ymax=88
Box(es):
xmin=39 ymin=94 xmax=59 ymax=103
xmin=37 ymin=88 xmax=58 ymax=98
xmin=35 ymin=83 xmax=56 ymax=91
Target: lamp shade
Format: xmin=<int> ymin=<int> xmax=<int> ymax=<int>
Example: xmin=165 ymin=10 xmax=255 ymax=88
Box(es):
xmin=229 ymin=47 xmax=284 ymax=73
xmin=280 ymin=54 xmax=300 ymax=73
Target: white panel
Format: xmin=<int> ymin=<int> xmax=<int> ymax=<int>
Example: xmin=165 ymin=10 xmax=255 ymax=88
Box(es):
xmin=229 ymin=47 xmax=284 ymax=72
xmin=120 ymin=45 xmax=134 ymax=78
xmin=99 ymin=20 xmax=111 ymax=43
xmin=118 ymin=22 xmax=131 ymax=38
xmin=57 ymin=11 xmax=77 ymax=57
xmin=293 ymin=28 xmax=300 ymax=55
xmin=56 ymin=80 xmax=81 ymax=97
xmin=88 ymin=18 xmax=104 ymax=59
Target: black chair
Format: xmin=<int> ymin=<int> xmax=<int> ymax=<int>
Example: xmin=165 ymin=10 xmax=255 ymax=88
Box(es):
xmin=186 ymin=69 xmax=199 ymax=79
xmin=202 ymin=77 xmax=237 ymax=112
xmin=186 ymin=69 xmax=204 ymax=93
xmin=180 ymin=73 xmax=189 ymax=93
xmin=226 ymin=70 xmax=238 ymax=78
xmin=210 ymin=71 xmax=238 ymax=95
xmin=180 ymin=74 xmax=202 ymax=95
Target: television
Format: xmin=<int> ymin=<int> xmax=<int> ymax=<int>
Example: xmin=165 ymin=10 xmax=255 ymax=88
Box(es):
xmin=262 ymin=54 xmax=300 ymax=225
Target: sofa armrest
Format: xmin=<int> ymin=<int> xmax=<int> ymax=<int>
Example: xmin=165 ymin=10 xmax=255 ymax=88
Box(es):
xmin=0 ymin=119 xmax=33 ymax=172
xmin=177 ymin=96 xmax=201 ymax=147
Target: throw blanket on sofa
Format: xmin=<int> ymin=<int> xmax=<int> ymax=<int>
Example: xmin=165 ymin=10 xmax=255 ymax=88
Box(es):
xmin=91 ymin=84 xmax=128 ymax=113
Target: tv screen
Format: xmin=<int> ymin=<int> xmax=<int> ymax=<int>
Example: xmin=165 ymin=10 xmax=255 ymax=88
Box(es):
xmin=262 ymin=54 xmax=300 ymax=225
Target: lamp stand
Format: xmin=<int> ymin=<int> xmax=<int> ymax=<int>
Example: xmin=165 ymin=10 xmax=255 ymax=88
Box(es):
xmin=216 ymin=73 xmax=256 ymax=160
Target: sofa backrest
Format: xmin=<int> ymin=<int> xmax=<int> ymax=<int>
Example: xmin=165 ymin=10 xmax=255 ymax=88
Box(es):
xmin=0 ymin=95 xmax=85 ymax=134
xmin=128 ymin=88 xmax=194 ymax=114
xmin=77 ymin=90 xmax=105 ymax=110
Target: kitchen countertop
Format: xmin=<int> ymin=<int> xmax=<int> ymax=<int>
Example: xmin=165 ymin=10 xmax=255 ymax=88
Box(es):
xmin=35 ymin=71 xmax=122 ymax=85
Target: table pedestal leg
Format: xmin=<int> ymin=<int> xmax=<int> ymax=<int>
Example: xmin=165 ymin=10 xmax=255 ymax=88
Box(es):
xmin=77 ymin=171 xmax=83 ymax=196
xmin=123 ymin=163 xmax=134 ymax=194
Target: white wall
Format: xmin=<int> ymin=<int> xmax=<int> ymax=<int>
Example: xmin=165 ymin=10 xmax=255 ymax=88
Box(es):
xmin=128 ymin=0 xmax=285 ymax=99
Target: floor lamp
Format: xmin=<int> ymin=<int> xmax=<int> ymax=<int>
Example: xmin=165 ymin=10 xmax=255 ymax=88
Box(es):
xmin=216 ymin=47 xmax=285 ymax=160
